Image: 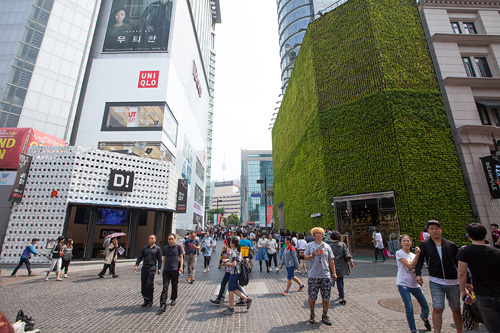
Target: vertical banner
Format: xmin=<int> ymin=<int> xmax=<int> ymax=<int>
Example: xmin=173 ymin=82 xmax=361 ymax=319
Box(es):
xmin=8 ymin=154 xmax=32 ymax=202
xmin=176 ymin=179 xmax=188 ymax=213
xmin=480 ymin=155 xmax=500 ymax=199
xmin=266 ymin=206 xmax=273 ymax=228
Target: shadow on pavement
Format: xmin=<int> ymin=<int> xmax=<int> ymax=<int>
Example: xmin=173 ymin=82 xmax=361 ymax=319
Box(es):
xmin=267 ymin=321 xmax=319 ymax=332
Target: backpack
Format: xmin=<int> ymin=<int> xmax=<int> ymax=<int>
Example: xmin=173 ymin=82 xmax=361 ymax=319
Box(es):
xmin=238 ymin=260 xmax=250 ymax=287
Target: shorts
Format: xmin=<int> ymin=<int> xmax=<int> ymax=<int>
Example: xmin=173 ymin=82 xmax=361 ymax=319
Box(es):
xmin=308 ymin=277 xmax=332 ymax=302
xmin=286 ymin=266 xmax=295 ymax=280
xmin=429 ymin=281 xmax=461 ymax=311
xmin=48 ymin=258 xmax=62 ymax=272
xmin=228 ymin=273 xmax=240 ymax=292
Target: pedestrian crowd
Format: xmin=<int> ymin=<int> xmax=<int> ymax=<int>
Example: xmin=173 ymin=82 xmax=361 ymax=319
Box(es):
xmin=8 ymin=221 xmax=500 ymax=332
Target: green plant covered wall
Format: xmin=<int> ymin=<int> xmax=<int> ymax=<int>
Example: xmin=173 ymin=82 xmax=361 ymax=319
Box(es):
xmin=272 ymin=0 xmax=473 ymax=245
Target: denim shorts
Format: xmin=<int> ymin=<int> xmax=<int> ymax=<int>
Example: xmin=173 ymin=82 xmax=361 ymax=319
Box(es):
xmin=429 ymin=281 xmax=460 ymax=311
xmin=286 ymin=266 xmax=295 ymax=280
xmin=228 ymin=273 xmax=240 ymax=292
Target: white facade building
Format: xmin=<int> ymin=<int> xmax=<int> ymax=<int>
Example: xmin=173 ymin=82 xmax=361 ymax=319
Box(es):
xmin=212 ymin=180 xmax=240 ymax=218
xmin=418 ymin=0 xmax=500 ymax=236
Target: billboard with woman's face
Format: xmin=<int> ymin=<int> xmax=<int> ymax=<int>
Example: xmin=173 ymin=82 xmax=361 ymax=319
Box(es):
xmin=103 ymin=0 xmax=174 ymax=53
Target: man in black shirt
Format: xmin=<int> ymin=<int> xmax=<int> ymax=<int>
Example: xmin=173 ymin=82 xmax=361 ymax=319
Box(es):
xmin=159 ymin=233 xmax=184 ymax=312
xmin=458 ymin=223 xmax=500 ymax=332
xmin=134 ymin=235 xmax=162 ymax=307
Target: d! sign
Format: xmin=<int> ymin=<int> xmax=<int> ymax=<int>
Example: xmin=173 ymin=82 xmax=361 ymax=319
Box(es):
xmin=108 ymin=169 xmax=135 ymax=192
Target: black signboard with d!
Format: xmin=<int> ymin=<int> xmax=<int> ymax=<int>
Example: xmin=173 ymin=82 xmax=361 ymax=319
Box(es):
xmin=480 ymin=155 xmax=500 ymax=199
xmin=176 ymin=179 xmax=188 ymax=213
xmin=9 ymin=153 xmax=32 ymax=203
xmin=108 ymin=169 xmax=135 ymax=192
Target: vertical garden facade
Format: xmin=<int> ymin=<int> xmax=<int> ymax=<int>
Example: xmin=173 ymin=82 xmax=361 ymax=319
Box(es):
xmin=272 ymin=0 xmax=474 ymax=245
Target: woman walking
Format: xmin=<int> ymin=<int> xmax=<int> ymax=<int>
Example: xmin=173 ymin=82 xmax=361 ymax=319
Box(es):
xmin=221 ymin=238 xmax=252 ymax=315
xmin=255 ymin=233 xmax=269 ymax=272
xmin=267 ymin=233 xmax=279 ymax=272
xmin=396 ymin=234 xmax=431 ymax=333
xmin=297 ymin=233 xmax=307 ymax=274
xmin=98 ymin=237 xmax=119 ymax=278
xmin=328 ymin=231 xmax=354 ymax=305
xmin=202 ymin=231 xmax=214 ymax=272
xmin=61 ymin=238 xmax=73 ymax=278
xmin=280 ymin=236 xmax=304 ymax=295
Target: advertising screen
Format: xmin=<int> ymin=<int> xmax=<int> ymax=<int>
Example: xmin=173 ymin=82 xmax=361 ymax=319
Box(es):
xmin=103 ymin=0 xmax=174 ymax=53
xmin=96 ymin=208 xmax=131 ymax=225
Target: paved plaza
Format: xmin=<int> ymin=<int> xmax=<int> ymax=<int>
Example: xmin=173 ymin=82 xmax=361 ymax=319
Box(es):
xmin=0 ymin=244 xmax=486 ymax=333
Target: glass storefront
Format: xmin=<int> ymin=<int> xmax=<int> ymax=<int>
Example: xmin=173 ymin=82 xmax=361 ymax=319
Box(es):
xmin=333 ymin=191 xmax=400 ymax=256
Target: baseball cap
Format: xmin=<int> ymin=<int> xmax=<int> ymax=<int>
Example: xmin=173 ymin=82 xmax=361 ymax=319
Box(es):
xmin=426 ymin=220 xmax=442 ymax=229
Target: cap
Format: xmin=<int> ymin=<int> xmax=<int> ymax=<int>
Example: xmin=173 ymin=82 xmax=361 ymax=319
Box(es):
xmin=426 ymin=220 xmax=442 ymax=229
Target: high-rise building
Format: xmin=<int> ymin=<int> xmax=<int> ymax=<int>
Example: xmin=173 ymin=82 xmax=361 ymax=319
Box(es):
xmin=0 ymin=0 xmax=101 ymax=138
xmin=277 ymin=0 xmax=345 ymax=91
xmin=240 ymin=150 xmax=273 ymax=227
xmin=212 ymin=180 xmax=240 ymax=219
xmin=418 ymin=0 xmax=500 ymax=237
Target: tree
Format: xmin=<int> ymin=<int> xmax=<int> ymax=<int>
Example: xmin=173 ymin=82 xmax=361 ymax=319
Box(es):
xmin=207 ymin=208 xmax=224 ymax=224
xmin=227 ymin=213 xmax=240 ymax=226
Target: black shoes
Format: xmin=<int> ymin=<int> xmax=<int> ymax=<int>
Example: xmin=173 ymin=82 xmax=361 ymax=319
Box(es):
xmin=210 ymin=299 xmax=221 ymax=305
xmin=171 ymin=300 xmax=176 ymax=306
xmin=159 ymin=304 xmax=166 ymax=312
xmin=98 ymin=274 xmax=104 ymax=278
xmin=235 ymin=299 xmax=246 ymax=306
xmin=421 ymin=315 xmax=431 ymax=331
xmin=309 ymin=313 xmax=315 ymax=324
xmin=112 ymin=275 xmax=119 ymax=278
xmin=339 ymin=299 xmax=346 ymax=305
xmin=141 ymin=301 xmax=152 ymax=307
xmin=246 ymin=298 xmax=253 ymax=310
xmin=322 ymin=314 xmax=332 ymax=326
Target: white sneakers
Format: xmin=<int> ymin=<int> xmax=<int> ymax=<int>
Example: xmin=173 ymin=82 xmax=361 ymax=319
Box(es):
xmin=45 ymin=277 xmax=49 ymax=281
xmin=56 ymin=277 xmax=63 ymax=281
xmin=64 ymin=274 xmax=68 ymax=278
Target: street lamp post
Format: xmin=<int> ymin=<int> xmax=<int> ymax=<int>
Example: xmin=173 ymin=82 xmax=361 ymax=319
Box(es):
xmin=256 ymin=177 xmax=268 ymax=234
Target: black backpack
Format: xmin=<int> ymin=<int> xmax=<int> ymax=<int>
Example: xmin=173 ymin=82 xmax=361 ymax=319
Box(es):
xmin=238 ymin=260 xmax=250 ymax=286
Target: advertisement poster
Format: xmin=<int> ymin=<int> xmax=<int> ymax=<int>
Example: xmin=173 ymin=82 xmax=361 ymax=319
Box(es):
xmin=266 ymin=205 xmax=273 ymax=228
xmin=0 ymin=171 xmax=16 ymax=186
xmin=194 ymin=183 xmax=204 ymax=205
xmin=0 ymin=128 xmax=66 ymax=169
xmin=480 ymin=155 xmax=500 ymax=199
xmin=195 ymin=157 xmax=204 ymax=181
xmin=181 ymin=136 xmax=193 ymax=184
xmin=103 ymin=0 xmax=174 ymax=53
xmin=9 ymin=154 xmax=32 ymax=202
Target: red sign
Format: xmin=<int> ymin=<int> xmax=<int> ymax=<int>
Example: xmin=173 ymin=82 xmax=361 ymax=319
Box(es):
xmin=266 ymin=206 xmax=273 ymax=228
xmin=138 ymin=71 xmax=159 ymax=88
xmin=0 ymin=128 xmax=66 ymax=169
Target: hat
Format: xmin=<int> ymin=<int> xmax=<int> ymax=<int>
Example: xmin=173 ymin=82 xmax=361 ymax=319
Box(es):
xmin=426 ymin=220 xmax=442 ymax=229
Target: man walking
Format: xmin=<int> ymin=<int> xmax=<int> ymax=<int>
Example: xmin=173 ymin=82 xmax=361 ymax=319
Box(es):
xmin=11 ymin=238 xmax=40 ymax=277
xmin=184 ymin=232 xmax=200 ymax=283
xmin=416 ymin=220 xmax=462 ymax=333
xmin=304 ymin=227 xmax=337 ymax=325
xmin=491 ymin=223 xmax=500 ymax=249
xmin=134 ymin=235 xmax=162 ymax=307
xmin=458 ymin=223 xmax=500 ymax=332
xmin=159 ymin=233 xmax=184 ymax=312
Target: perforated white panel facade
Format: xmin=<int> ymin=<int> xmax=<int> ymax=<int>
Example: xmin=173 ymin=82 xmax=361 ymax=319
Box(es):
xmin=1 ymin=146 xmax=178 ymax=263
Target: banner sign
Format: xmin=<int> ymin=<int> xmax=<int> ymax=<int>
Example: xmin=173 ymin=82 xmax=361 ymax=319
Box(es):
xmin=480 ymin=155 xmax=500 ymax=199
xmin=108 ymin=169 xmax=135 ymax=192
xmin=102 ymin=0 xmax=174 ymax=53
xmin=266 ymin=206 xmax=273 ymax=228
xmin=9 ymin=154 xmax=32 ymax=202
xmin=176 ymin=179 xmax=188 ymax=213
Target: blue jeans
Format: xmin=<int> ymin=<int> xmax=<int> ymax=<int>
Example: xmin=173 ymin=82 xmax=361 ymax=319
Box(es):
xmin=217 ymin=272 xmax=246 ymax=300
xmin=12 ymin=257 xmax=32 ymax=275
xmin=476 ymin=295 xmax=500 ymax=333
xmin=398 ymin=285 xmax=430 ymax=332
xmin=429 ymin=281 xmax=460 ymax=311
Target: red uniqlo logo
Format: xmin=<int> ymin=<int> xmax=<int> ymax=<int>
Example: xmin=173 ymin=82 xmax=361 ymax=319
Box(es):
xmin=138 ymin=71 xmax=159 ymax=88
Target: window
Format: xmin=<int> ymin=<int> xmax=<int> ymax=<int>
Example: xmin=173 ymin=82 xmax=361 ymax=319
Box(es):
xmin=97 ymin=141 xmax=174 ymax=162
xmin=463 ymin=22 xmax=477 ymax=34
xmin=463 ymin=57 xmax=493 ymax=78
xmin=474 ymin=57 xmax=492 ymax=77
xmin=451 ymin=22 xmax=461 ymax=34
xmin=477 ymin=103 xmax=492 ymax=125
xmin=462 ymin=57 xmax=476 ymax=77
xmin=492 ymin=108 xmax=500 ymax=126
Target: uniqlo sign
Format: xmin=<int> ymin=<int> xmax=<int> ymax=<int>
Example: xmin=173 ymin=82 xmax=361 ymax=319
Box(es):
xmin=138 ymin=71 xmax=159 ymax=88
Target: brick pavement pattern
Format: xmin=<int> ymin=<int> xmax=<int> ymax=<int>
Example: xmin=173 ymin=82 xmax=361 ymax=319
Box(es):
xmin=0 ymin=243 xmax=487 ymax=332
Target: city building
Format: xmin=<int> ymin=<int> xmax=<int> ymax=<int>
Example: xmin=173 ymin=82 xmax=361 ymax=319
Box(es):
xmin=418 ymin=0 xmax=500 ymax=239
xmin=70 ymin=0 xmax=220 ymax=231
xmin=0 ymin=146 xmax=179 ymax=263
xmin=272 ymin=0 xmax=474 ymax=254
xmin=277 ymin=0 xmax=346 ymax=91
xmin=212 ymin=180 xmax=240 ymax=219
xmin=240 ymin=150 xmax=273 ymax=227
xmin=0 ymin=0 xmax=101 ymax=138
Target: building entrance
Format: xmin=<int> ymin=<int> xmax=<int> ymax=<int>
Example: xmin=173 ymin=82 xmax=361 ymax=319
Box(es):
xmin=63 ymin=204 xmax=173 ymax=260
xmin=333 ymin=191 xmax=400 ymax=257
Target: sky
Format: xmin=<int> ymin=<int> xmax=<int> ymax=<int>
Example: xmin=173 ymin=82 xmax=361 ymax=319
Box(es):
xmin=209 ymin=0 xmax=283 ymax=183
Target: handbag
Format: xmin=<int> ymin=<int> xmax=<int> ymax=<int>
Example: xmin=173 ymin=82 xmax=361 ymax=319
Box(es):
xmin=16 ymin=310 xmax=35 ymax=331
xmin=201 ymin=247 xmax=206 ymax=253
xmin=462 ymin=295 xmax=483 ymax=331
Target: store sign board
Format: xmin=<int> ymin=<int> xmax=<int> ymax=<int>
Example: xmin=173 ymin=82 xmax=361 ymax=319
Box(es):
xmin=138 ymin=71 xmax=159 ymax=88
xmin=176 ymin=179 xmax=188 ymax=213
xmin=480 ymin=155 xmax=500 ymax=199
xmin=108 ymin=169 xmax=135 ymax=192
xmin=8 ymin=154 xmax=32 ymax=202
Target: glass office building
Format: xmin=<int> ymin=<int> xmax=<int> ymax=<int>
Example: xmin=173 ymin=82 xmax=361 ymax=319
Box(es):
xmin=240 ymin=150 xmax=273 ymax=226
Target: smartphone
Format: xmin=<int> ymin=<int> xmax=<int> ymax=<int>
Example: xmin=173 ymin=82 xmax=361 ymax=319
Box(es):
xmin=463 ymin=295 xmax=474 ymax=305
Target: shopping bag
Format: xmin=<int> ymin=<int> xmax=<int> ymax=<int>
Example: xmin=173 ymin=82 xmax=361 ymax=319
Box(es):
xmin=16 ymin=310 xmax=34 ymax=331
